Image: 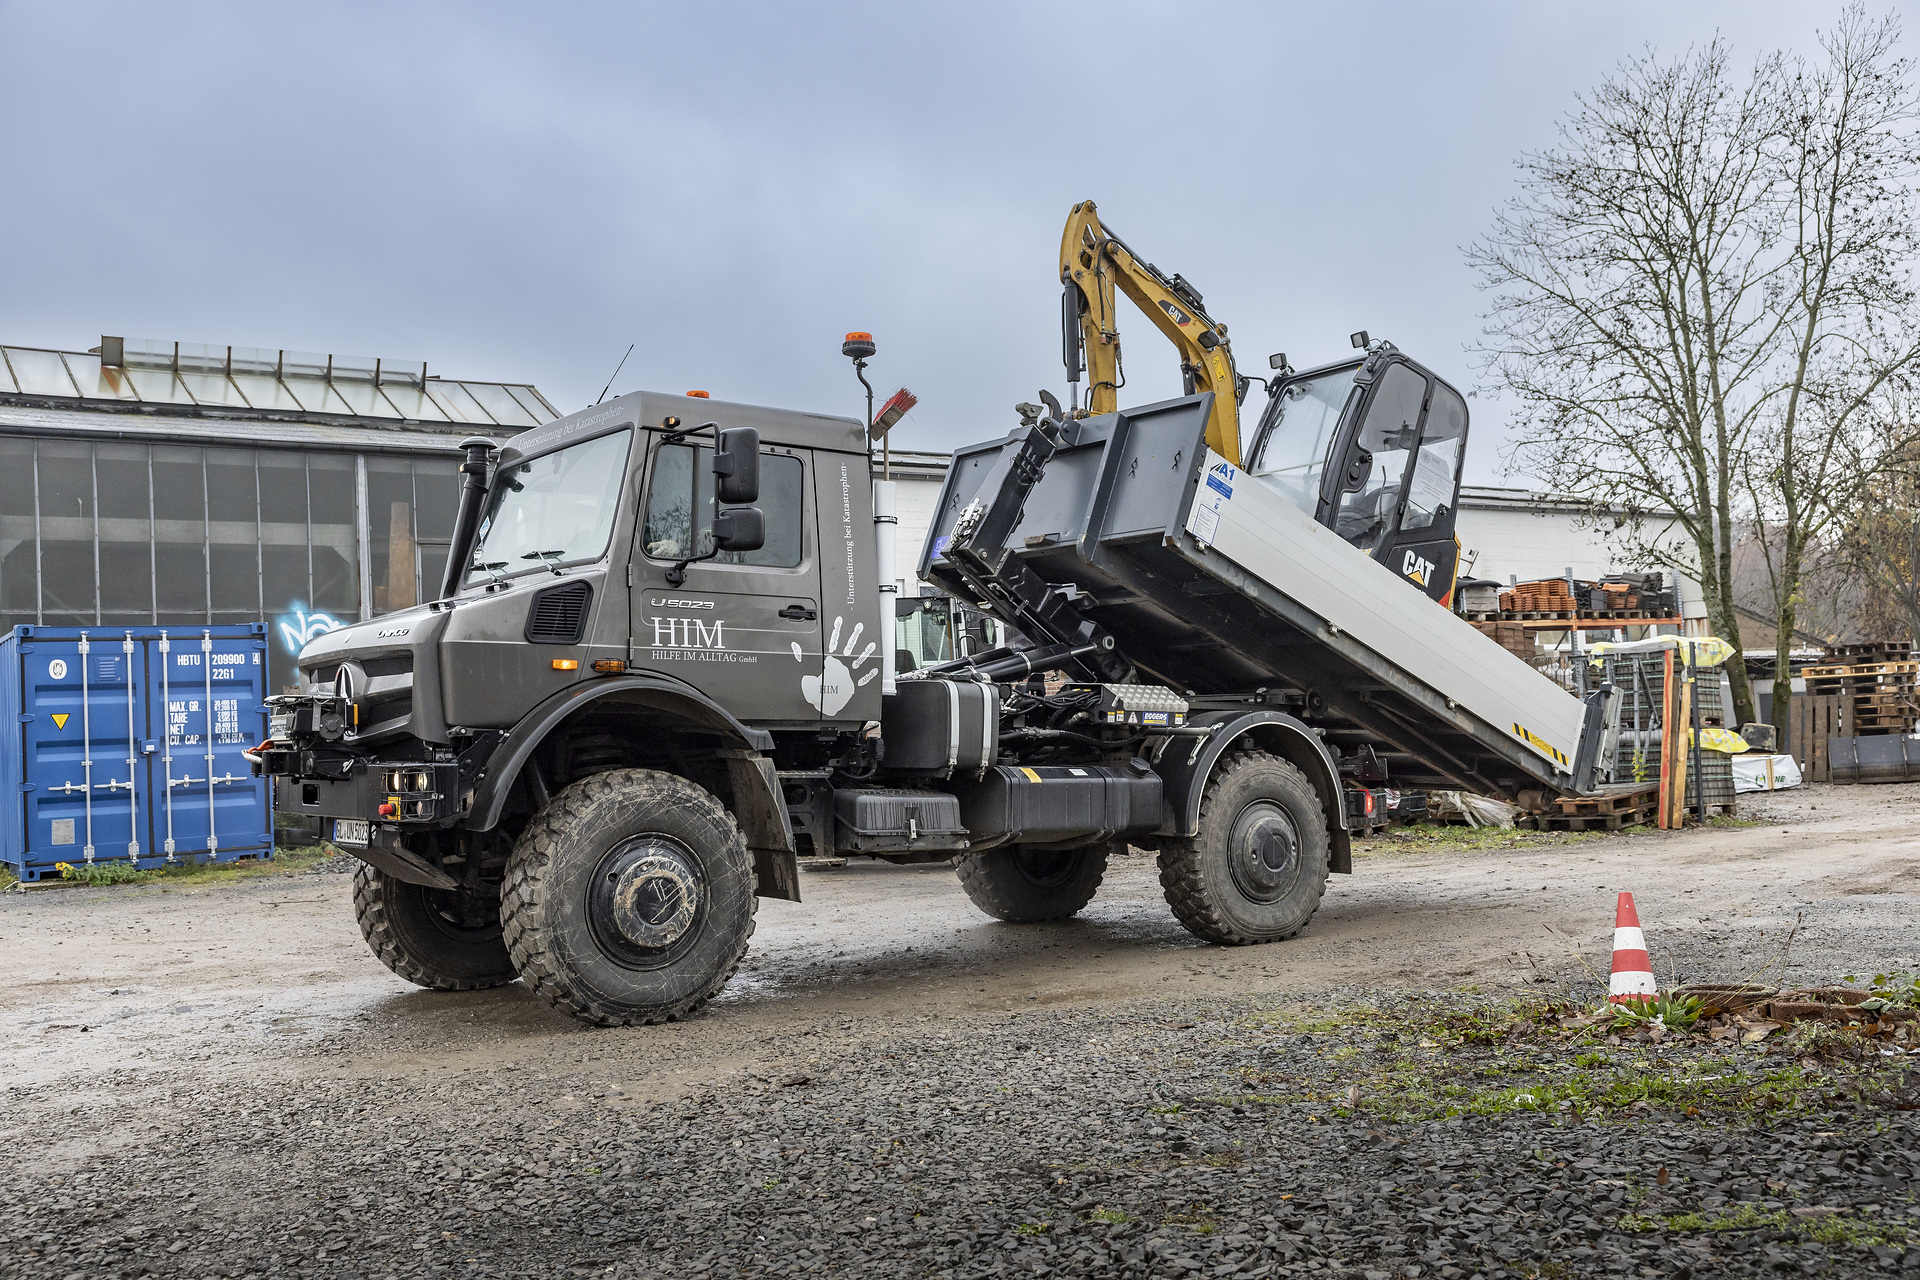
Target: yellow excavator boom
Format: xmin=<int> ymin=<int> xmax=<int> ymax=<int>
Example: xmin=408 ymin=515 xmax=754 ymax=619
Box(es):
xmin=1059 ymin=200 xmax=1245 ymax=464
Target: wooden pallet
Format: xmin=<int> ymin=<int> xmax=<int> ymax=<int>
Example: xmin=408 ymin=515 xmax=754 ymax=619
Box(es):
xmin=1804 ymin=661 xmax=1920 ymax=679
xmin=1522 ymin=805 xmax=1654 ymax=832
xmin=1551 ymin=785 xmax=1659 ymax=816
xmin=1827 ymin=642 xmax=1913 ymax=661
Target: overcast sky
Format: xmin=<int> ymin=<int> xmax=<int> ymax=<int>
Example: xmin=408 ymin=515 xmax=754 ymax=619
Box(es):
xmin=0 ymin=1 xmax=1890 ymax=484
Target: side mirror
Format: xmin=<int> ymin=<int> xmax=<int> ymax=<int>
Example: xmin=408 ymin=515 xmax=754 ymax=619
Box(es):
xmin=712 ymin=506 xmax=765 ymax=553
xmin=713 ymin=427 xmax=760 ymax=505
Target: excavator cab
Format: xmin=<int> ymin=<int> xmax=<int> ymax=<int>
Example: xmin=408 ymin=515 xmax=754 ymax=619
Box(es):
xmin=1244 ymin=345 xmax=1468 ymax=606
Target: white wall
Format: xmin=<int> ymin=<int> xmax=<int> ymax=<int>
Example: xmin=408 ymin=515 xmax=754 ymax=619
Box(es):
xmin=889 ymin=472 xmax=945 ymax=594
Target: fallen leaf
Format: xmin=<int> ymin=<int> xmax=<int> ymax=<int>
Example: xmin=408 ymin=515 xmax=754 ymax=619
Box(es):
xmin=1741 ymin=1023 xmax=1780 ymax=1043
xmin=1656 ymin=1167 xmax=1669 ymax=1186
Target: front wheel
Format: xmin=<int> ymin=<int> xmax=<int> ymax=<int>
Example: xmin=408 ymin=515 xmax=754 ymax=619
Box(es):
xmin=501 ymin=768 xmax=756 ymax=1026
xmin=1158 ymin=749 xmax=1330 ymax=944
xmin=353 ymin=864 xmax=518 ymax=991
xmin=956 ymin=842 xmax=1109 ymax=922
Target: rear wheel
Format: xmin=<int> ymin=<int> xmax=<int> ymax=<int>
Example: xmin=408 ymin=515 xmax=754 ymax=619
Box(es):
xmin=1158 ymin=749 xmax=1329 ymax=944
xmin=501 ymin=768 xmax=755 ymax=1026
xmin=353 ymin=864 xmax=517 ymax=990
xmin=956 ymin=842 xmax=1109 ymax=922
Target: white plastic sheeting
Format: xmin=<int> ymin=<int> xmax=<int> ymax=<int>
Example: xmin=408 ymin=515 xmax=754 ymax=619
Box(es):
xmin=1731 ymin=753 xmax=1802 ymax=792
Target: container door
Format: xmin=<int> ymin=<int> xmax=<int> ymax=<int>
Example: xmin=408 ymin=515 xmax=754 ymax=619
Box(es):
xmin=150 ymin=630 xmax=272 ymax=858
xmin=24 ymin=632 xmax=149 ymax=869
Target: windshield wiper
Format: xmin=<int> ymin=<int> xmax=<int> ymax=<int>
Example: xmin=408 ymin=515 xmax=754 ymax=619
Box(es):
xmin=521 ymin=550 xmax=567 ymax=575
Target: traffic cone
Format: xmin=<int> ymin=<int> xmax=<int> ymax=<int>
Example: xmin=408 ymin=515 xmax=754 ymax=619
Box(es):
xmin=1607 ymin=891 xmax=1657 ymax=1005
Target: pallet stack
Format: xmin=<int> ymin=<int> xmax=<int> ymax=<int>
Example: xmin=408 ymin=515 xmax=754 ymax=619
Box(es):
xmin=1517 ymin=783 xmax=1659 ymax=831
xmin=1602 ymin=650 xmax=1736 ymax=817
xmin=1803 ymin=648 xmax=1917 ymax=736
xmin=1471 ymin=620 xmax=1534 ymax=660
xmin=1498 ymin=578 xmax=1576 ymax=616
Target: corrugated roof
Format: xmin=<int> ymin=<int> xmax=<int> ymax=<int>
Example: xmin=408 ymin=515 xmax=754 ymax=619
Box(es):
xmin=0 ymin=336 xmax=561 ymax=433
xmin=0 ymin=400 xmax=491 ymax=454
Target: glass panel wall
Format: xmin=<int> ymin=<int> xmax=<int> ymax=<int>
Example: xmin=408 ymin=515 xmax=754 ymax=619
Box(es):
xmin=36 ymin=440 xmax=94 ymax=622
xmin=207 ymin=448 xmax=260 ymax=622
xmin=153 ymin=445 xmax=208 ymax=625
xmin=0 ymin=435 xmax=463 ymax=692
xmin=0 ymin=436 xmax=36 ymax=636
xmin=95 ymin=442 xmax=152 ymax=624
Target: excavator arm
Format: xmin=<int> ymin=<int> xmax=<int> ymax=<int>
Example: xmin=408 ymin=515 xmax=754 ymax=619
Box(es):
xmin=1060 ymin=200 xmax=1246 ymax=464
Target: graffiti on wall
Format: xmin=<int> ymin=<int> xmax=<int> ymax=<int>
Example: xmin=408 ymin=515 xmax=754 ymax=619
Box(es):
xmin=276 ymin=603 xmax=343 ymax=656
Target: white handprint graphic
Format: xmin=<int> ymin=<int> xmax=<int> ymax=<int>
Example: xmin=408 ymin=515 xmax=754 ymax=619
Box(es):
xmin=792 ymin=614 xmax=879 ymax=715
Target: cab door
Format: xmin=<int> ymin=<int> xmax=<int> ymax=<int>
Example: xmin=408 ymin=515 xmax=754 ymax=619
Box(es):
xmin=1320 ymin=358 xmax=1467 ymax=604
xmin=629 ymin=435 xmax=825 ymax=726
xmin=1384 ymin=380 xmax=1467 ymax=604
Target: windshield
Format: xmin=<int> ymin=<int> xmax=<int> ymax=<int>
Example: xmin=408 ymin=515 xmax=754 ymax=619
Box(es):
xmin=463 ymin=429 xmax=632 ymax=586
xmin=1249 ymin=368 xmax=1358 ymax=517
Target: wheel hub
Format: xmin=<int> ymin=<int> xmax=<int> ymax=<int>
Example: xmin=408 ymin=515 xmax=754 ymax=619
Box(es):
xmin=594 ymin=839 xmax=702 ymax=952
xmin=1227 ymin=800 xmax=1300 ymax=904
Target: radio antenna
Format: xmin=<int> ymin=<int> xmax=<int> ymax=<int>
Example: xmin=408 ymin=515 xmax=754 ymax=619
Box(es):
xmin=593 ymin=343 xmax=636 ymax=406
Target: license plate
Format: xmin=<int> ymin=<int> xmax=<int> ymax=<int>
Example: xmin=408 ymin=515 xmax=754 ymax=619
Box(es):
xmin=332 ymin=819 xmax=370 ymax=848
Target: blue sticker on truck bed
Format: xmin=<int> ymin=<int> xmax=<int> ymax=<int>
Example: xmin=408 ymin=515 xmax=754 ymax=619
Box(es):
xmin=1205 ymin=461 xmax=1235 ymax=499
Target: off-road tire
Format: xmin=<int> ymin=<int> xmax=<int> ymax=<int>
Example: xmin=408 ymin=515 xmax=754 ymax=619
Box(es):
xmin=1158 ymin=748 xmax=1329 ymax=945
xmin=352 ymin=863 xmax=518 ymax=991
xmin=501 ymin=768 xmax=756 ymax=1027
xmin=956 ymin=842 xmax=1109 ymax=922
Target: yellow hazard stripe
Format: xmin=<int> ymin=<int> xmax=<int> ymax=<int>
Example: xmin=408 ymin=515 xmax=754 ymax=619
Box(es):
xmin=1019 ymin=767 xmax=1041 ymax=782
xmin=1511 ymin=721 xmax=1569 ymax=767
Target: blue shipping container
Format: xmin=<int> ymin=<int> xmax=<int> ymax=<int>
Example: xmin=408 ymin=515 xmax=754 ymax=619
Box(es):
xmin=1 ymin=625 xmax=273 ymax=881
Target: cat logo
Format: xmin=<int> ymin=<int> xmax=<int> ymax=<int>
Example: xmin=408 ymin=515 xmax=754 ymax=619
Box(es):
xmin=1403 ymin=549 xmax=1436 ymax=587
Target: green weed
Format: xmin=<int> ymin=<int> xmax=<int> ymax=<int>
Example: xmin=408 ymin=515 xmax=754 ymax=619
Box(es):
xmin=1621 ymin=1204 xmax=1906 ymax=1247
xmin=1843 ymin=970 xmax=1920 ymax=1011
xmin=1160 ymin=1206 xmax=1218 ymax=1234
xmin=1608 ymin=993 xmax=1705 ymax=1032
xmin=55 ymin=859 xmax=152 ymax=886
xmin=1086 ymin=1207 xmax=1130 ymax=1225
xmin=1354 ymin=822 xmax=1603 ymax=856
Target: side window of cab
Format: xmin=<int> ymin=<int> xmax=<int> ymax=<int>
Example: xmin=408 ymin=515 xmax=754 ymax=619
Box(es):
xmin=642 ymin=441 xmax=805 ymax=568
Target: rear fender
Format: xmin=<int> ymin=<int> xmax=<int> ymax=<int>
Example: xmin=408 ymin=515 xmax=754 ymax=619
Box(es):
xmin=468 ymin=675 xmax=799 ymax=901
xmin=1153 ymin=710 xmax=1352 ymax=874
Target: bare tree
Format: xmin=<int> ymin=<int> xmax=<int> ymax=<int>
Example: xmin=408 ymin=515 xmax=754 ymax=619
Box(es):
xmin=1469 ymin=7 xmax=1920 ymax=730
xmin=1840 ymin=439 xmax=1920 ymax=643
xmin=1745 ymin=10 xmax=1920 ymax=735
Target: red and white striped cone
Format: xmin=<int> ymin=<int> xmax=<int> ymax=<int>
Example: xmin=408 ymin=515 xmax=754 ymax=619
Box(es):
xmin=1607 ymin=891 xmax=1657 ymax=1005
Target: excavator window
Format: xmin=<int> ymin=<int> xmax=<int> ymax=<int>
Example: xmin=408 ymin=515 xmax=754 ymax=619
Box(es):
xmin=1246 ymin=364 xmax=1360 ymax=518
xmin=1333 ymin=363 xmax=1428 ymax=550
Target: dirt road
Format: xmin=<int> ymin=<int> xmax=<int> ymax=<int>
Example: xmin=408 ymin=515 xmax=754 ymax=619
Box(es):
xmin=3 ymin=782 xmax=1913 ymax=1090
xmin=2 ymin=782 xmax=1916 ymax=1278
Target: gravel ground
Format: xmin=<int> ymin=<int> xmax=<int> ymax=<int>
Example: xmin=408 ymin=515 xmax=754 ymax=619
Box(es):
xmin=4 ymin=994 xmax=1918 ymax=1279
xmin=4 ymin=783 xmax=1918 ymax=1279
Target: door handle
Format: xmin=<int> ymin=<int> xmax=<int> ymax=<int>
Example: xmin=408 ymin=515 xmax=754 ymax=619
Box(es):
xmin=779 ymin=605 xmax=817 ymax=621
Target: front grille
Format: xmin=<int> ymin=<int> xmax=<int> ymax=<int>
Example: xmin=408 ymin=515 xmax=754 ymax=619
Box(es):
xmin=303 ymin=664 xmax=340 ymax=689
xmin=525 ymin=581 xmax=593 ymax=644
xmin=361 ymin=654 xmax=413 ymax=678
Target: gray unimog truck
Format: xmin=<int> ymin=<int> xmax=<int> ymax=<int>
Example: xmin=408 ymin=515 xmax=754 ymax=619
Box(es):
xmin=260 ymin=375 xmax=1615 ymax=1026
